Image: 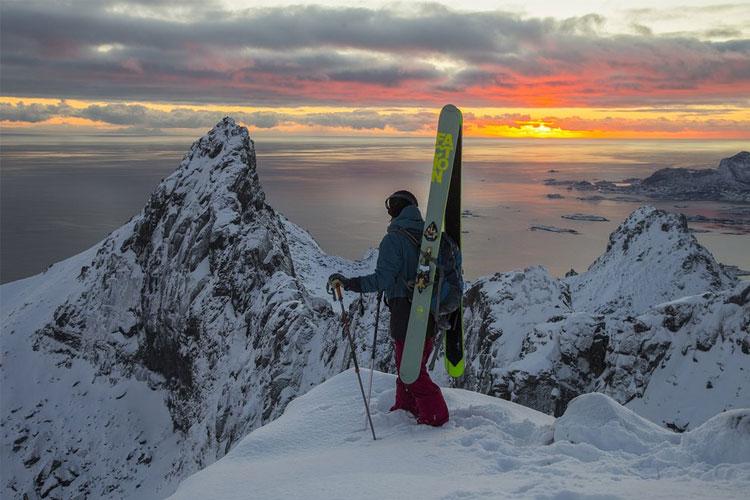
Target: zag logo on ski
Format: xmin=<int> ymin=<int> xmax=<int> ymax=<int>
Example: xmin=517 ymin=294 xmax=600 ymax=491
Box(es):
xmin=399 ymin=104 xmax=464 ymax=385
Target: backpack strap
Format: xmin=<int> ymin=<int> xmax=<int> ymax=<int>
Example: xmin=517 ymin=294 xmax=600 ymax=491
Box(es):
xmin=391 ymin=227 xmax=454 ymax=276
xmin=387 ymin=227 xmax=422 ymax=297
xmin=389 ymin=227 xmax=420 ymax=248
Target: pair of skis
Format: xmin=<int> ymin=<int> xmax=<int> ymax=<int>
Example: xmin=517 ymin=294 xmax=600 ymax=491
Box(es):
xmin=399 ymin=104 xmax=464 ymax=384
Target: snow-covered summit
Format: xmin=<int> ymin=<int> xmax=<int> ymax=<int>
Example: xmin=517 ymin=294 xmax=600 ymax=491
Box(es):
xmin=120 ymin=116 xmax=281 ymax=271
xmin=0 ymin=118 xmax=373 ymax=499
xmin=170 ymin=371 xmax=749 ymax=500
xmin=459 ymin=207 xmax=747 ymax=428
xmin=567 ymin=205 xmax=735 ymax=315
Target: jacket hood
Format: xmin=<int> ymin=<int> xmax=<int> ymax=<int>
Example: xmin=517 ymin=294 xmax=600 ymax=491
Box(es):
xmin=388 ymin=204 xmax=424 ymax=233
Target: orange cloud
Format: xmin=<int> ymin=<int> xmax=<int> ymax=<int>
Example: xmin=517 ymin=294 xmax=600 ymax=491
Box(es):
xmin=2 ymin=97 xmax=749 ymax=139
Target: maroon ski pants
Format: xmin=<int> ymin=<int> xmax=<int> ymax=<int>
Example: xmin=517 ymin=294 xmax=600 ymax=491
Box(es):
xmin=392 ymin=336 xmax=449 ymax=426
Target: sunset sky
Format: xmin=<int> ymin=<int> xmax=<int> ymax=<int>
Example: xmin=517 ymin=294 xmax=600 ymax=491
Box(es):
xmin=1 ymin=0 xmax=749 ymax=139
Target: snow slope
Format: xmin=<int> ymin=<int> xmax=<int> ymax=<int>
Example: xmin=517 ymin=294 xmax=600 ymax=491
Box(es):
xmin=171 ymin=371 xmax=750 ymax=500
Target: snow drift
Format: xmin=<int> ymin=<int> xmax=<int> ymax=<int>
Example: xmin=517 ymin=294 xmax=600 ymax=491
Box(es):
xmin=170 ymin=372 xmax=750 ymax=500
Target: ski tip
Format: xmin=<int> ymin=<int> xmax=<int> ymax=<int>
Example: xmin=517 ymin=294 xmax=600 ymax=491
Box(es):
xmin=440 ymin=104 xmax=462 ymax=124
xmin=445 ymin=358 xmax=465 ymax=378
xmin=441 ymin=104 xmax=461 ymax=114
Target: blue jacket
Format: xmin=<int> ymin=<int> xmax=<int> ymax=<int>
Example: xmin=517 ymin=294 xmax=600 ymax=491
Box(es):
xmin=357 ymin=205 xmax=423 ymax=300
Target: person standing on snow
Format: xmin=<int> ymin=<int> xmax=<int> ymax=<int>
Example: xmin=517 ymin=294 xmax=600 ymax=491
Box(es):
xmin=328 ymin=190 xmax=449 ymax=427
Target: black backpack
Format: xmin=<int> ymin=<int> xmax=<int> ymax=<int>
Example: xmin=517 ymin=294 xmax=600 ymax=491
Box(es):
xmin=391 ymin=227 xmax=463 ymax=325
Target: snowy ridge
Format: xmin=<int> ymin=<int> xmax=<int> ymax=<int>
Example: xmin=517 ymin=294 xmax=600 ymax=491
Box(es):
xmin=281 ymin=215 xmax=377 ymax=303
xmin=457 ymin=207 xmax=748 ymax=428
xmin=0 ymin=119 xmax=375 ymax=499
xmin=566 ymin=206 xmax=735 ymax=315
xmin=170 ymin=372 xmax=750 ymax=500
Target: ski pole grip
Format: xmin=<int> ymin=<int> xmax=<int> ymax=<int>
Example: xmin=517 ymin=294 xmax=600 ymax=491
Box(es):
xmin=334 ymin=281 xmax=343 ymax=301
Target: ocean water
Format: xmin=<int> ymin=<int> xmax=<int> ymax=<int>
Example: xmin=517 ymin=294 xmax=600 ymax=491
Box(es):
xmin=1 ymin=134 xmax=748 ymax=283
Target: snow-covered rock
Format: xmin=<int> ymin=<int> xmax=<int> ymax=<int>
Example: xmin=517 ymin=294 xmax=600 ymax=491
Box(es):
xmin=608 ymin=284 xmax=750 ymax=430
xmin=456 ymin=207 xmax=747 ymax=428
xmin=566 ymin=205 xmax=735 ymax=315
xmin=169 ymin=371 xmax=750 ymax=500
xmin=0 ymin=118 xmax=377 ymax=499
xmin=458 ymin=266 xmax=573 ymax=412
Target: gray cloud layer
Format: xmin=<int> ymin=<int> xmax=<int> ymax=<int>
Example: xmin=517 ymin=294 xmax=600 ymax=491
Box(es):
xmin=0 ymin=101 xmax=435 ymax=132
xmin=1 ymin=1 xmax=749 ymax=106
xmin=3 ymin=100 xmax=747 ymax=135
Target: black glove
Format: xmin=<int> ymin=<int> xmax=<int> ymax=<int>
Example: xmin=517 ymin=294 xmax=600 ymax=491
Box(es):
xmin=348 ymin=277 xmax=363 ymax=293
xmin=328 ymin=273 xmax=351 ymax=291
xmin=328 ymin=273 xmax=363 ymax=293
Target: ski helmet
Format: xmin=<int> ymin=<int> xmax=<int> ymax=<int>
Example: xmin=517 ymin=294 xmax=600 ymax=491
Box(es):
xmin=385 ymin=190 xmax=418 ymax=218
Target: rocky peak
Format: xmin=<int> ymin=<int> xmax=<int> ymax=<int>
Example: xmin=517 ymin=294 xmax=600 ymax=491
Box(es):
xmin=121 ymin=116 xmax=279 ymax=271
xmin=62 ymin=117 xmax=299 ymax=396
xmin=566 ymin=206 xmax=736 ymax=315
xmin=2 ymin=118 xmax=343 ymax=499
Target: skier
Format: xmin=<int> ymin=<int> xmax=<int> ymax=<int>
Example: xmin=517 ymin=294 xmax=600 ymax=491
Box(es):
xmin=328 ymin=190 xmax=450 ymax=427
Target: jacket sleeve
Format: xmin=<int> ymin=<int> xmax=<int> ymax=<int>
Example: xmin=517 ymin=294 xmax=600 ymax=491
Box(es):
xmin=356 ymin=233 xmax=401 ymax=293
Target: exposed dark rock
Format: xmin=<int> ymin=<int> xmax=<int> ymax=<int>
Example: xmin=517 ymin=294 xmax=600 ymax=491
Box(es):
xmin=542 ymin=151 xmax=750 ymax=202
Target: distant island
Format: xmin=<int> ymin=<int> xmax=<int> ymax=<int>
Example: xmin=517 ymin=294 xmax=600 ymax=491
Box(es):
xmin=545 ymin=151 xmax=750 ymax=203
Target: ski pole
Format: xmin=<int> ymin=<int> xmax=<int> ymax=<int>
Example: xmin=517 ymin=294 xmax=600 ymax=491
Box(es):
xmin=339 ymin=294 xmax=365 ymax=371
xmin=366 ymin=291 xmax=382 ymax=425
xmin=330 ymin=280 xmax=377 ymax=441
